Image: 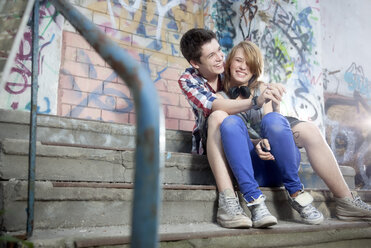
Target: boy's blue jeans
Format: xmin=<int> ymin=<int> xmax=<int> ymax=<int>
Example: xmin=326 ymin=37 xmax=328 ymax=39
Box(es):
xmin=220 ymin=112 xmax=303 ymax=202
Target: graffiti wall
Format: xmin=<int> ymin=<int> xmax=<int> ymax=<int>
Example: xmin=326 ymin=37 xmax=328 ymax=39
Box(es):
xmin=321 ymin=0 xmax=371 ymax=188
xmin=205 ymin=0 xmax=324 ymax=131
xmin=0 ymin=1 xmax=64 ymax=115
xmin=58 ymin=0 xmax=202 ymax=130
xmin=205 ymin=0 xmax=370 ymax=187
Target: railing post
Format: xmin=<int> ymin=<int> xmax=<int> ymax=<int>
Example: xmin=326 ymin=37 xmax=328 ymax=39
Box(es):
xmin=27 ymin=0 xmax=39 ymax=239
xmin=50 ymin=1 xmax=164 ymax=247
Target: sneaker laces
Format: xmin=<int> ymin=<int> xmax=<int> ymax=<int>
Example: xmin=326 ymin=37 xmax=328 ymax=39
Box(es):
xmin=300 ymin=203 xmax=321 ymax=218
xmin=253 ymin=203 xmax=271 ymax=218
xmin=224 ymin=197 xmax=244 ymax=215
xmin=352 ymin=195 xmax=371 ymax=211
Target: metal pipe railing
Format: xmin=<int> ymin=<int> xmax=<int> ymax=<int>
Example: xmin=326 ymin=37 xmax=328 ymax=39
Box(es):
xmin=49 ymin=1 xmax=164 ymax=247
xmin=27 ymin=0 xmax=39 ymax=238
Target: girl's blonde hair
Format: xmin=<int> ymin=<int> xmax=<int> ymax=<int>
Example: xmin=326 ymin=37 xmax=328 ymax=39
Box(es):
xmin=224 ymin=41 xmax=264 ymax=93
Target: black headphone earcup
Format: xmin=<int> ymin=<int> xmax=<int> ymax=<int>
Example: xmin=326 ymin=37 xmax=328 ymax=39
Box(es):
xmin=240 ymin=86 xmax=251 ymax=98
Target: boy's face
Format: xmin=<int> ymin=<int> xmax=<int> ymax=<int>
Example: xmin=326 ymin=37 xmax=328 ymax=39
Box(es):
xmin=191 ymin=38 xmax=225 ymax=79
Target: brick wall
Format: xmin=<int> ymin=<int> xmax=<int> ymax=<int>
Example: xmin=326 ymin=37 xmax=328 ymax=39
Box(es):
xmin=58 ymin=0 xmax=203 ymax=132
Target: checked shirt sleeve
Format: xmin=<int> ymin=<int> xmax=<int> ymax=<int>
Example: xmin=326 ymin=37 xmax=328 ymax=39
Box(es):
xmin=178 ymin=71 xmax=216 ymax=118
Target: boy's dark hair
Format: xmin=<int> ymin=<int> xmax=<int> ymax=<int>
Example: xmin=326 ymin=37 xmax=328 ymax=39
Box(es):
xmin=180 ymin=28 xmax=216 ymax=64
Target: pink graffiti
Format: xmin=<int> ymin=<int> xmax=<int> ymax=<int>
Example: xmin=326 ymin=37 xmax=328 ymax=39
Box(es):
xmin=5 ymin=30 xmax=55 ymax=95
xmin=11 ymin=102 xmax=19 ymax=110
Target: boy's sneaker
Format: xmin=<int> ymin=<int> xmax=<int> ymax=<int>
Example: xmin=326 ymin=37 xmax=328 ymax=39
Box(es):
xmin=288 ymin=190 xmax=324 ymax=225
xmin=217 ymin=189 xmax=252 ymax=228
xmin=335 ymin=191 xmax=371 ymax=221
xmin=247 ymin=194 xmax=277 ymax=228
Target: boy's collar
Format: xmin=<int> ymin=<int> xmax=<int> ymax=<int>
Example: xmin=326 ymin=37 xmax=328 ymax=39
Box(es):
xmin=194 ymin=68 xmax=223 ymax=93
xmin=193 ymin=67 xmax=222 ymax=84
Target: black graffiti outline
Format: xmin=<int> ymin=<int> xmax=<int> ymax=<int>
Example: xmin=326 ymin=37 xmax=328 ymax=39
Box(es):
xmin=238 ymin=0 xmax=258 ymax=40
xmin=270 ymin=3 xmax=312 ymax=66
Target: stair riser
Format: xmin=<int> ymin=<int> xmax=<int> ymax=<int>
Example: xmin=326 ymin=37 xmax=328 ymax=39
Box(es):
xmin=2 ymin=180 xmax=356 ymax=232
xmin=0 ymin=139 xmax=214 ymax=185
xmin=1 ymin=181 xmax=216 ymax=231
xmin=0 ymin=109 xmax=192 ymax=153
xmin=0 ymin=139 xmax=354 ymax=188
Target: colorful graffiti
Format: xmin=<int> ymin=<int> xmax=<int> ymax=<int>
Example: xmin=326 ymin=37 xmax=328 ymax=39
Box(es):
xmin=344 ymin=63 xmax=371 ymax=100
xmin=325 ymin=91 xmax=371 ymax=188
xmin=206 ymin=0 xmax=371 ymax=188
xmin=106 ymin=0 xmax=185 ymax=41
xmin=85 ymin=0 xmax=202 ymax=55
xmin=207 ymin=0 xmax=324 ymax=129
xmin=324 ymin=62 xmax=371 ymax=188
xmin=257 ymin=2 xmax=323 ymax=129
xmin=211 ymin=0 xmax=237 ymax=52
xmin=0 ymin=1 xmax=64 ymax=114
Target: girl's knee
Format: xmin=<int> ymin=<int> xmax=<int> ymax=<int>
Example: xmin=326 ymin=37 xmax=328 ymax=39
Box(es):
xmin=292 ymin=122 xmax=323 ymax=146
xmin=207 ymin=110 xmax=229 ymax=128
xmin=261 ymin=112 xmax=289 ymax=134
xmin=262 ymin=112 xmax=286 ymax=125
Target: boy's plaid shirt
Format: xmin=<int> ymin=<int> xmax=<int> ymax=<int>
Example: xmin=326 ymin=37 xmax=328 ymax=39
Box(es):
xmin=178 ymin=67 xmax=222 ymax=154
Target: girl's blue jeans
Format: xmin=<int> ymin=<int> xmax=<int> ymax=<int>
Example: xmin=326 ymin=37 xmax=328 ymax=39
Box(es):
xmin=220 ymin=112 xmax=303 ymax=202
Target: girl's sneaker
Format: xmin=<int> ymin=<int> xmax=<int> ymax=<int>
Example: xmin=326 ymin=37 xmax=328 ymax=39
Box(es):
xmin=335 ymin=192 xmax=371 ymax=221
xmin=288 ymin=190 xmax=324 ymax=225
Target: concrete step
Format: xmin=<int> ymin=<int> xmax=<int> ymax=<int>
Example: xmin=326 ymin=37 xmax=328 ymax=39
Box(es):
xmin=2 ymin=179 xmax=371 ymax=232
xmin=0 ymin=108 xmax=192 ymax=153
xmin=0 ymin=138 xmax=356 ymax=188
xmin=1 ymin=180 xmax=215 ymax=232
xmin=0 ymin=138 xmax=214 ymax=185
xmin=6 ymin=219 xmax=371 ymax=247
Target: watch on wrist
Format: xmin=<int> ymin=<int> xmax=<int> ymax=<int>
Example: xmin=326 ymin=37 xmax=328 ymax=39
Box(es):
xmin=252 ymin=96 xmax=261 ymax=110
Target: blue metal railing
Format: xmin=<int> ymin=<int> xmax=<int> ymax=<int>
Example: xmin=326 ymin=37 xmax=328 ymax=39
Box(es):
xmin=27 ymin=0 xmax=39 ymax=239
xmin=28 ymin=1 xmax=164 ymax=247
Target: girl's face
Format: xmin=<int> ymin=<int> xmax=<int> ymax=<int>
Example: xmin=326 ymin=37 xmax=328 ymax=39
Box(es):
xmin=229 ymin=48 xmax=253 ymax=87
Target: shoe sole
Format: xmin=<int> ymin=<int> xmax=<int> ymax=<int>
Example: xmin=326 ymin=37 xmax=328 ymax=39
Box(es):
xmin=301 ymin=215 xmax=324 ymax=225
xmin=217 ymin=219 xmax=252 ymax=229
xmin=253 ymin=216 xmax=278 ymax=228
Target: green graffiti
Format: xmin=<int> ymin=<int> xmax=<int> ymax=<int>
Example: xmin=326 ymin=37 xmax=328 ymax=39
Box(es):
xmin=274 ymin=37 xmax=294 ymax=79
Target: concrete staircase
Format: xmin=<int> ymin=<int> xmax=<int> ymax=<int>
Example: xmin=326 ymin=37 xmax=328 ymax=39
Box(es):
xmin=1 ymin=108 xmax=371 ymax=247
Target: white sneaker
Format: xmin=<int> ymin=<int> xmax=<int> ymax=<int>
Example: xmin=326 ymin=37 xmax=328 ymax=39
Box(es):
xmin=217 ymin=189 xmax=252 ymax=228
xmin=335 ymin=191 xmax=371 ymax=221
xmin=247 ymin=194 xmax=277 ymax=228
xmin=288 ymin=190 xmax=324 ymax=225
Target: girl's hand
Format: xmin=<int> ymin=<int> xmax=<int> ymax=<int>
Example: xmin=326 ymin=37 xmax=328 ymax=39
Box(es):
xmin=269 ymin=83 xmax=286 ymax=98
xmin=255 ymin=139 xmax=275 ymax=160
xmin=257 ymin=84 xmax=282 ymax=107
xmin=261 ymin=83 xmax=286 ymax=112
